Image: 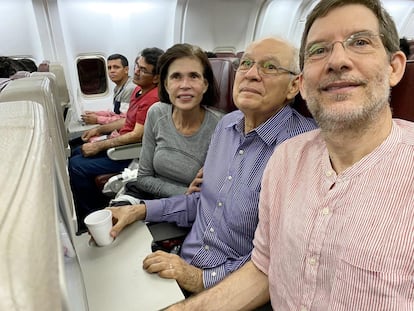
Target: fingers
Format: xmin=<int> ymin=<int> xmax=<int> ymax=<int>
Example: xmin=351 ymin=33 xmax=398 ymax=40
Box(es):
xmin=143 ymin=251 xmax=181 ymax=278
xmin=107 ymin=207 xmax=127 ymax=238
xmin=185 ymin=185 xmax=201 ymax=195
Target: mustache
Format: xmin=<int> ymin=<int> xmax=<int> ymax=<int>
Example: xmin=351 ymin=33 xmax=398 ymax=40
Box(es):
xmin=318 ymin=74 xmax=368 ymax=91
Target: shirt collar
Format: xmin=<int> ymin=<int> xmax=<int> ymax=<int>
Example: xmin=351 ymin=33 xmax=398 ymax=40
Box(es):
xmin=226 ymin=106 xmax=294 ymax=146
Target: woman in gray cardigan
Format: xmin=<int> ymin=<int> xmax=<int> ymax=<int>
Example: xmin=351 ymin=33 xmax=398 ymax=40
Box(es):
xmin=112 ymin=43 xmax=222 ymax=203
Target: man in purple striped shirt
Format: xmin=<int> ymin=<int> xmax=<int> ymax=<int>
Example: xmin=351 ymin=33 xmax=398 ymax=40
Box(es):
xmin=108 ymin=37 xmax=317 ymax=294
xmin=166 ymin=0 xmax=413 ymax=310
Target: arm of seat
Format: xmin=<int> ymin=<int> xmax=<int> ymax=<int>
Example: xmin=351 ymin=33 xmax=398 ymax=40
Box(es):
xmin=107 ymin=143 xmax=142 ymax=161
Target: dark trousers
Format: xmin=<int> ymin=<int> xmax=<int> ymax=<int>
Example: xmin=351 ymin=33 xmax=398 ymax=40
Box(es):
xmin=68 ymin=146 xmax=131 ymax=232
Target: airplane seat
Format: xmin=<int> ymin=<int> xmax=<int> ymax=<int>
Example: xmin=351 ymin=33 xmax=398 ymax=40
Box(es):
xmin=9 ymin=70 xmax=31 ymax=79
xmin=209 ymin=57 xmax=238 ymax=113
xmin=49 ymin=62 xmax=71 ymax=114
xmin=214 ymin=52 xmax=237 ymax=58
xmin=0 ymin=77 xmax=11 ymax=91
xmin=0 ymin=76 xmax=69 ymax=155
xmin=291 ymin=93 xmax=312 ymax=118
xmin=0 ymin=100 xmax=62 ymax=310
xmin=390 ymin=60 xmax=414 ymax=121
xmin=0 ymin=76 xmax=76 ymax=233
xmin=31 ymin=71 xmax=63 ymax=114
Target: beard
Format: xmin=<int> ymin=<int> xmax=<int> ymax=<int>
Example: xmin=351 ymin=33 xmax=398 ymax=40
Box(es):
xmin=304 ymin=70 xmax=390 ymax=133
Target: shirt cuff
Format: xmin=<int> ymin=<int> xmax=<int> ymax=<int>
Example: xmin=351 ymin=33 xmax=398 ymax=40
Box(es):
xmin=144 ymin=199 xmax=165 ymax=222
xmin=202 ymin=265 xmax=226 ymax=289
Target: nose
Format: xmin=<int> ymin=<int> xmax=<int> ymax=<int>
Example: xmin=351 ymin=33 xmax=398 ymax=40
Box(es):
xmin=326 ymin=41 xmax=352 ymax=72
xmin=243 ymin=63 xmax=262 ymax=80
xmin=179 ymin=76 xmax=191 ymax=88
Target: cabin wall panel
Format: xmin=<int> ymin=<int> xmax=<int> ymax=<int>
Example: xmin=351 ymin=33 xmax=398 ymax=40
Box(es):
xmin=0 ymin=0 xmax=43 ymax=61
xmin=54 ymin=0 xmax=177 ymax=112
xmin=181 ymin=0 xmax=265 ymax=54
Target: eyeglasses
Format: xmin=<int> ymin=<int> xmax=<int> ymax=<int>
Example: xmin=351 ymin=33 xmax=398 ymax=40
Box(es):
xmin=236 ymin=58 xmax=298 ymax=76
xmin=134 ymin=63 xmax=154 ymax=75
xmin=304 ymin=31 xmax=384 ymax=62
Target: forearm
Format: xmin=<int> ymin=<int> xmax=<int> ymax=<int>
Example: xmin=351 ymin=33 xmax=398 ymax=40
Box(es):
xmin=167 ymin=261 xmax=269 ymax=311
xmin=94 ymin=130 xmax=142 ymax=151
xmin=96 ymin=118 xmax=125 ymax=134
xmin=145 ymin=193 xmax=199 ymax=227
xmin=96 ymin=113 xmax=124 ymax=125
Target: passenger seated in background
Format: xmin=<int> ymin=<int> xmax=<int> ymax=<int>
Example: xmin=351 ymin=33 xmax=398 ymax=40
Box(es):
xmin=107 ymin=37 xmax=317 ymax=294
xmin=166 ymin=1 xmax=413 ymax=310
xmin=111 ymin=43 xmax=222 ymax=204
xmin=69 ymin=47 xmax=164 ymax=234
xmin=0 ymin=56 xmax=37 ymax=78
xmin=81 ymin=53 xmax=136 ymax=125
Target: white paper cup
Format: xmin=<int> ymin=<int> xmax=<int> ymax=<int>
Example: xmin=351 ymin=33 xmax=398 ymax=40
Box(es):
xmin=84 ymin=210 xmax=114 ymax=246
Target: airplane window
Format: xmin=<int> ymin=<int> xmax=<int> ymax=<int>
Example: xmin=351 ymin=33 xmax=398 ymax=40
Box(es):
xmin=77 ymin=57 xmax=107 ymax=95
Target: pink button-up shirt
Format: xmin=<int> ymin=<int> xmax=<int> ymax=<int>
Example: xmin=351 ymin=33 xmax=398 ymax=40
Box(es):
xmin=252 ymin=119 xmax=414 ymax=311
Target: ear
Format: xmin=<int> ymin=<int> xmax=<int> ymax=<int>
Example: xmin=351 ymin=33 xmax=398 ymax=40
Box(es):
xmin=153 ymin=74 xmax=160 ymax=85
xmin=286 ymin=75 xmax=300 ymax=101
xmin=298 ymin=73 xmax=307 ymax=101
xmin=203 ymin=78 xmax=209 ymax=94
xmin=389 ymin=51 xmax=406 ymax=87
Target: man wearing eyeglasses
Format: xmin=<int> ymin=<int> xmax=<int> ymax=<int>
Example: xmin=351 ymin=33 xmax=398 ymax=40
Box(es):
xmin=69 ymin=47 xmax=164 ymax=234
xmin=108 ymin=37 xmax=317 ymax=295
xmin=165 ymin=0 xmax=413 ymax=310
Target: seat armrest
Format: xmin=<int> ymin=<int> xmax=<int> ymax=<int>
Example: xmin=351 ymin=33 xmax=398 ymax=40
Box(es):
xmin=107 ymin=143 xmax=142 ymax=161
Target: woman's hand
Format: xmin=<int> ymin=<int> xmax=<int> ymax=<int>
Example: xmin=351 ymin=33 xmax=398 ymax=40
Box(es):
xmin=185 ymin=168 xmax=203 ymax=195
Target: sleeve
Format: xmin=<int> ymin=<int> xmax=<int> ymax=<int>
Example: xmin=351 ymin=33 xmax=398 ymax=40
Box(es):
xmin=135 ymin=93 xmax=158 ymax=125
xmin=144 ymin=192 xmax=200 ymax=227
xmin=96 ymin=112 xmax=125 ymax=124
xmin=119 ymin=79 xmax=136 ymax=114
xmin=202 ymin=253 xmax=252 ymax=288
xmin=251 ymin=150 xmax=275 ymax=276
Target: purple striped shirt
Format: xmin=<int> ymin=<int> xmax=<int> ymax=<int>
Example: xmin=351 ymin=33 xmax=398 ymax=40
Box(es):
xmin=253 ymin=119 xmax=414 ymax=310
xmin=145 ymin=105 xmax=317 ymax=288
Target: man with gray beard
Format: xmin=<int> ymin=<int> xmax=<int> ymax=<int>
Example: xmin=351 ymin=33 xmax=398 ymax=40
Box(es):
xmin=165 ymin=0 xmax=414 ymax=310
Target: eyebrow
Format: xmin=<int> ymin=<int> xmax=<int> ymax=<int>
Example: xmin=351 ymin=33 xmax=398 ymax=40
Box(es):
xmin=306 ymin=29 xmax=377 ymax=47
xmin=169 ymin=71 xmax=202 ymax=77
xmin=241 ymin=54 xmax=282 ymax=64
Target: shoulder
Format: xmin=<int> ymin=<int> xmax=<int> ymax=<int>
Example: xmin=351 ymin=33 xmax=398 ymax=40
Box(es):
xmin=204 ymin=106 xmax=225 ymax=122
xmin=126 ymin=77 xmax=136 ymax=88
xmin=277 ymin=129 xmax=322 ymax=156
xmin=393 ymin=119 xmax=414 ymax=146
xmin=219 ymin=109 xmax=243 ymax=124
xmin=148 ymin=102 xmax=170 ymax=114
xmin=139 ymin=87 xmax=160 ymax=104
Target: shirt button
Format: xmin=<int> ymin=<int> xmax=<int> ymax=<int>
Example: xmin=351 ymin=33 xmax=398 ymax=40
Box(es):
xmin=322 ymin=207 xmax=330 ymax=215
xmin=211 ymin=271 xmax=217 ymax=277
xmin=204 ymin=245 xmax=209 ymax=250
xmin=210 ymin=227 xmax=214 ymax=233
xmin=218 ymin=202 xmax=223 ymax=207
xmin=300 ymin=307 xmax=307 ymax=311
xmin=228 ymin=176 xmax=232 ymax=180
xmin=239 ymin=149 xmax=244 ymax=155
xmin=325 ymin=170 xmax=333 ymax=177
xmin=308 ymin=257 xmax=317 ymax=265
